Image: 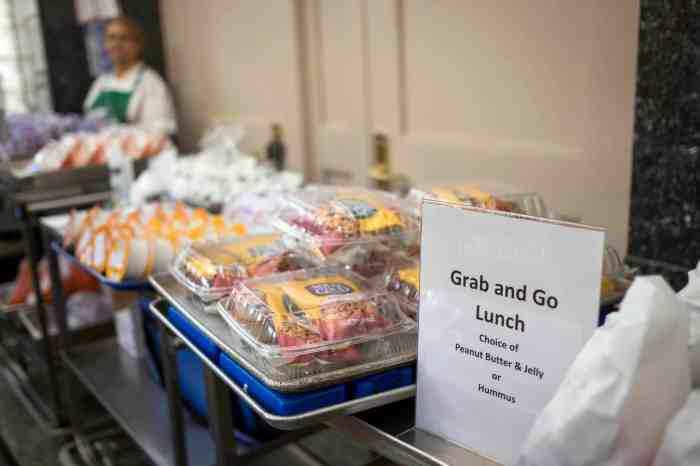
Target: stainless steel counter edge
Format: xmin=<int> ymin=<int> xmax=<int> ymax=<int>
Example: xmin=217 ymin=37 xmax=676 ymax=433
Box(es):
xmin=26 ymin=191 xmax=112 ymax=214
xmin=148 ymin=299 xmax=416 ymax=431
xmin=324 ymin=418 xmax=500 ymax=466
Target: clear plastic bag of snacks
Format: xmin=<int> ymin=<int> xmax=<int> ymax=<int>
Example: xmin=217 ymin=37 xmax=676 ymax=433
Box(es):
xmin=217 ymin=266 xmax=416 ymax=381
xmin=384 ymin=256 xmax=420 ymax=319
xmin=600 ymin=244 xmax=635 ymax=305
xmin=171 ymin=233 xmax=320 ymax=303
xmin=274 ymin=186 xmax=420 ymax=258
xmin=407 ymin=184 xmax=551 ymax=218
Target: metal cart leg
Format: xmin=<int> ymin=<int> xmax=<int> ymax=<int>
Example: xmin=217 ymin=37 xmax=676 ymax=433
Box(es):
xmin=45 ymin=230 xmax=68 ymax=349
xmin=158 ymin=318 xmax=189 ymax=466
xmin=204 ymin=365 xmax=238 ymax=466
xmin=20 ymin=207 xmax=65 ymax=427
xmin=62 ymin=364 xmax=100 ymax=466
xmin=0 ymin=432 xmax=19 ymax=466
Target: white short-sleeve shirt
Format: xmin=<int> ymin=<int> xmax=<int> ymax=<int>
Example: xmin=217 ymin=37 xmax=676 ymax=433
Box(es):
xmin=84 ymin=63 xmax=178 ymax=135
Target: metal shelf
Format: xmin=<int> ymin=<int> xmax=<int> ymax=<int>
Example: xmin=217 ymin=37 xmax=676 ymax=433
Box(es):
xmin=326 ymin=416 xmax=499 ymax=466
xmin=324 ymin=391 xmax=499 ymax=465
xmin=396 ymin=429 xmax=499 ymax=466
xmin=17 ymin=306 xmax=113 ymax=344
xmin=62 ymin=339 xmax=216 ymax=466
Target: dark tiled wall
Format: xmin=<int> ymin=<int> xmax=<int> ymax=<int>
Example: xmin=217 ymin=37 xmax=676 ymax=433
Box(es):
xmin=629 ymin=0 xmax=700 ymax=289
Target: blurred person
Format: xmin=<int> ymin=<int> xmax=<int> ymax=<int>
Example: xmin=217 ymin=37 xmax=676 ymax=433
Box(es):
xmin=84 ymin=16 xmax=177 ymax=135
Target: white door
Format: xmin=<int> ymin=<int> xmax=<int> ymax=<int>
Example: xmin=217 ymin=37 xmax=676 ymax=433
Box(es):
xmin=305 ymin=0 xmax=639 ymax=253
xmin=302 ymin=0 xmax=372 ymax=185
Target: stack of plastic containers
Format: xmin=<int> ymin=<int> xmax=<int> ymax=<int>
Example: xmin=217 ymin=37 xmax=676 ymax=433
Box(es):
xmin=167 ymin=187 xmax=421 ymax=420
xmin=164 ymin=183 xmax=634 ymax=421
xmin=171 ymin=186 xmax=418 ymax=374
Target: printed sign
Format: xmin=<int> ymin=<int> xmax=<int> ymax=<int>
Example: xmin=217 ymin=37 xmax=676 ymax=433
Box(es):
xmin=415 ymin=200 xmax=605 ymax=465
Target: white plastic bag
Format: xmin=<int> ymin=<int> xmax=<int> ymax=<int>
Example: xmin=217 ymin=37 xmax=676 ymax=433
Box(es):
xmin=517 ymin=276 xmax=691 ymax=466
xmin=222 ymin=190 xmax=290 ymax=234
xmin=129 ymin=148 xmax=177 ymax=204
xmin=66 ymin=292 xmax=112 ymax=329
xmin=678 ymin=264 xmax=700 ymax=306
xmin=688 ymin=310 xmax=700 ymax=388
xmin=199 ymin=124 xmax=245 ymax=163
xmin=678 ymin=262 xmax=700 ymax=387
xmin=652 ymin=391 xmax=700 ymax=466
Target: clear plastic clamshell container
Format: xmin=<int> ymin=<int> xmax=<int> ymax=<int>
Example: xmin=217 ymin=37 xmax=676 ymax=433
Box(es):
xmin=329 ymin=241 xmax=419 ymax=283
xmin=407 ymin=184 xmax=551 ymax=218
xmin=274 ymin=186 xmax=420 ymax=259
xmin=171 ymin=233 xmax=319 ymax=303
xmin=384 ymin=256 xmax=420 ymax=319
xmin=217 ymin=266 xmax=416 ymax=382
xmin=600 ymin=245 xmax=635 ymax=306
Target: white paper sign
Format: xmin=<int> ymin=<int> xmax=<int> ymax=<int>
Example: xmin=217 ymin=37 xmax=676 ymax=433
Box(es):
xmin=415 ymin=201 xmax=605 ymax=466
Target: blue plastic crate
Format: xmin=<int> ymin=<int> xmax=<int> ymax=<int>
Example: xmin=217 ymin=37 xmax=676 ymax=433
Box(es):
xmin=141 ymin=302 xmax=261 ymax=444
xmin=236 ymin=399 xmax=266 ymax=437
xmin=138 ymin=296 xmax=153 ymax=314
xmin=176 ymin=348 xmax=209 ymax=419
xmin=348 ymin=366 xmax=415 ymax=399
xmin=218 ymin=353 xmax=346 ymax=416
xmin=167 ymin=307 xmax=220 ymax=361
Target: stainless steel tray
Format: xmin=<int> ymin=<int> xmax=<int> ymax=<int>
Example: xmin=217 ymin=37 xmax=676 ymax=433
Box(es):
xmin=148 ymin=298 xmax=416 ymax=430
xmin=1 ymin=159 xmax=148 ymax=206
xmin=1 ymin=164 xmax=109 ymax=202
xmin=149 ymin=273 xmax=417 ymax=393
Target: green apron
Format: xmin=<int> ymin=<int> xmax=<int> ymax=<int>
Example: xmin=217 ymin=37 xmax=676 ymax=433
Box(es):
xmin=89 ymin=66 xmax=145 ymax=123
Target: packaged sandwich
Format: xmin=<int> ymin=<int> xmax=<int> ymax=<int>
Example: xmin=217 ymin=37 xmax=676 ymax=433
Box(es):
xmin=218 ymin=267 xmax=415 ymax=371
xmin=407 ymin=184 xmax=550 ymax=218
xmin=274 ymin=186 xmax=419 ymax=258
xmin=171 ymin=233 xmax=319 ymax=302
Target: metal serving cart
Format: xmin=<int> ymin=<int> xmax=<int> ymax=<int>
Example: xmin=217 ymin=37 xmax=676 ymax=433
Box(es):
xmin=29 ymin=210 xmax=499 ymax=466
xmin=0 ymin=157 xmax=150 ymax=431
xmin=148 ymin=273 xmax=496 ymax=466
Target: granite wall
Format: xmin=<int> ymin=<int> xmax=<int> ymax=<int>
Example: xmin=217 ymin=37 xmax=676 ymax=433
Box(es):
xmin=629 ymin=0 xmax=700 ymax=289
